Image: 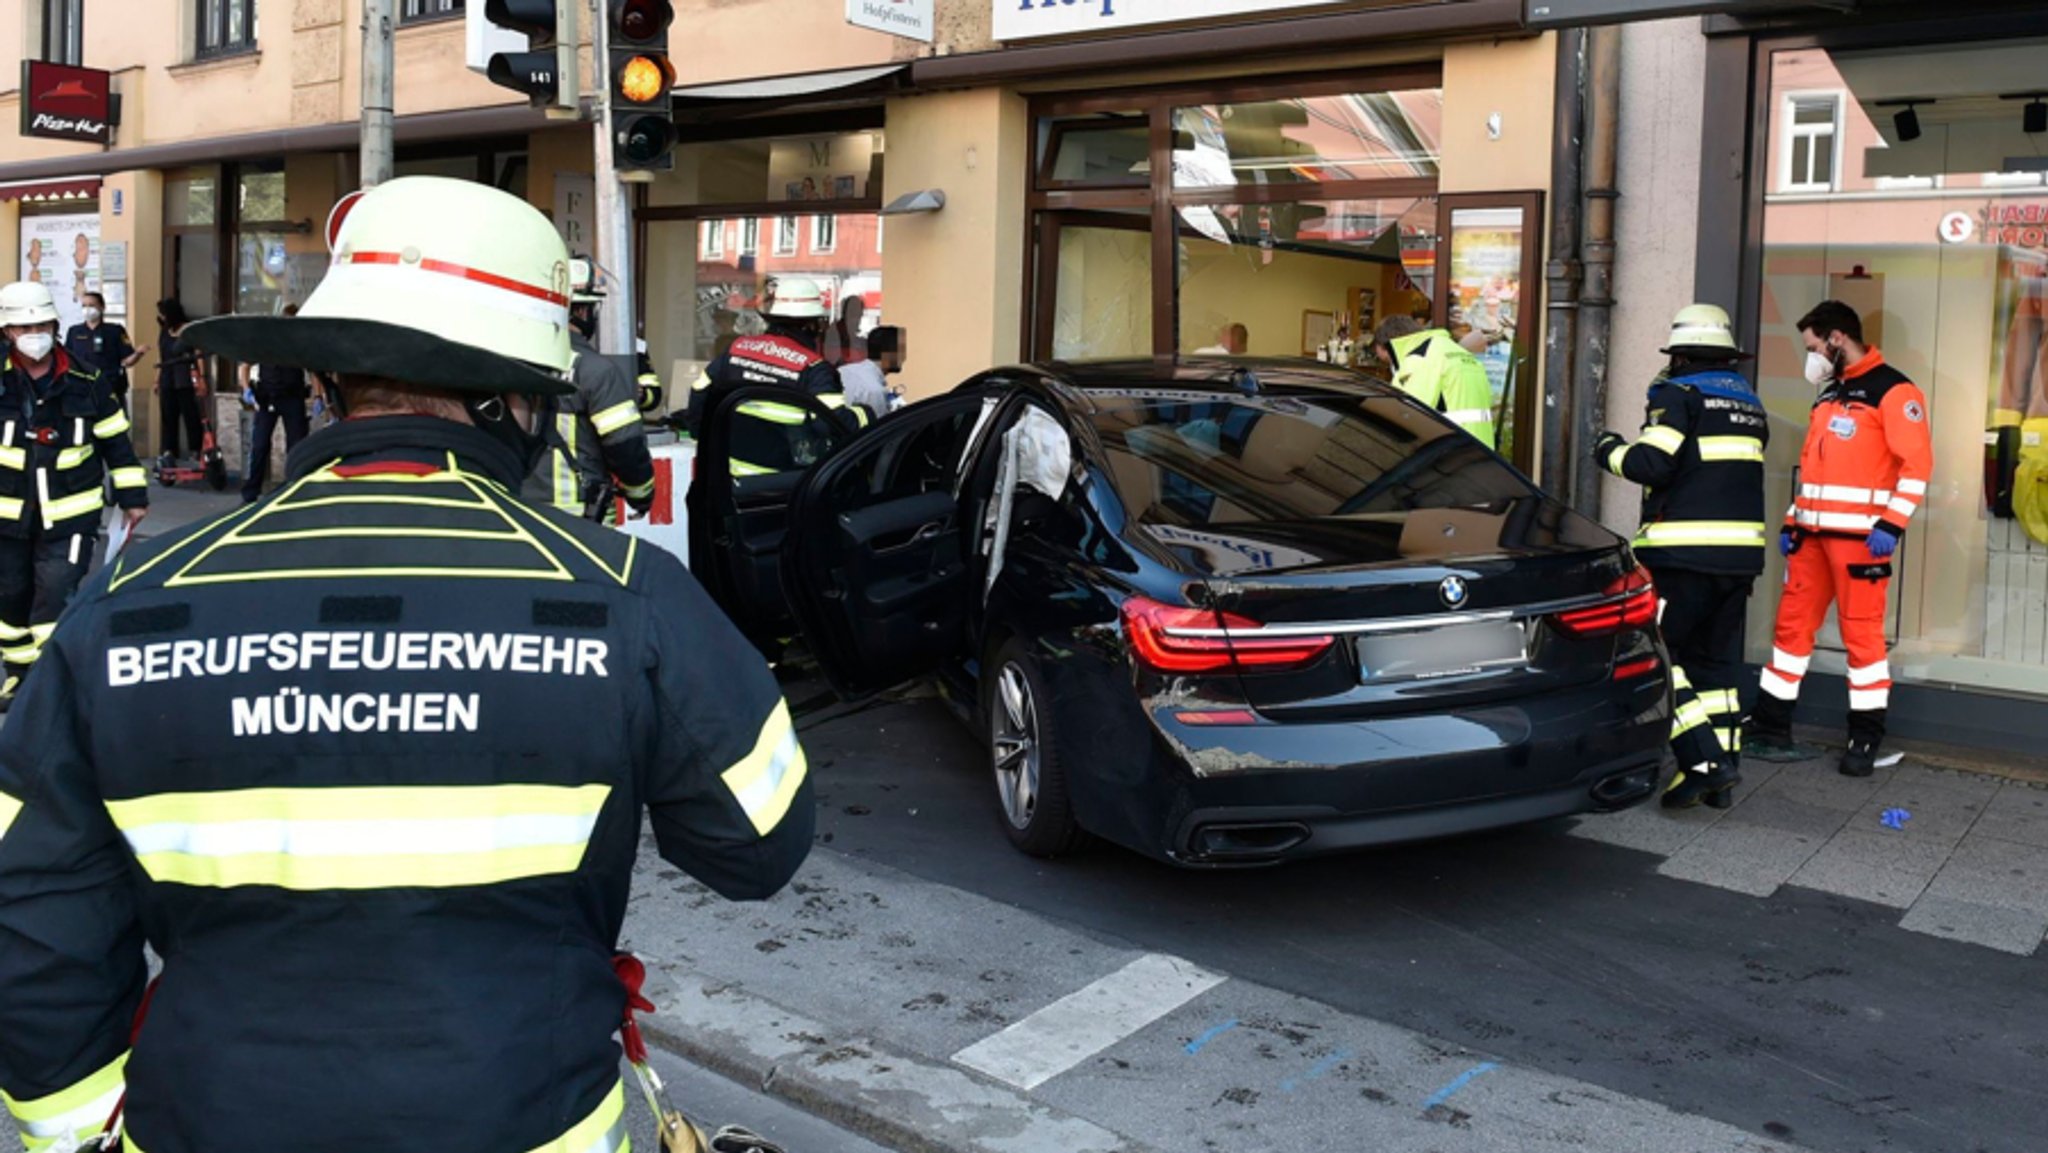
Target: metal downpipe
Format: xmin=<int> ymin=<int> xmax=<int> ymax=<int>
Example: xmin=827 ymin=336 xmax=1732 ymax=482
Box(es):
xmin=1542 ymin=28 xmax=1587 ymax=499
xmin=1570 ymin=25 xmax=1622 ymax=521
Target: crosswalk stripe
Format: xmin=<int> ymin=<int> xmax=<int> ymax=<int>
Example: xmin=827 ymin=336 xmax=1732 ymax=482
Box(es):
xmin=951 ymin=953 xmax=1225 ymax=1090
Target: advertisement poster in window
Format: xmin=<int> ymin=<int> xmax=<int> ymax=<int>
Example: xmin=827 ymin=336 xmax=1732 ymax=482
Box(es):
xmin=18 ymin=213 xmax=101 ymax=334
xmin=1445 ymin=207 xmax=1524 ymax=405
xmin=768 ymin=136 xmax=876 ymax=202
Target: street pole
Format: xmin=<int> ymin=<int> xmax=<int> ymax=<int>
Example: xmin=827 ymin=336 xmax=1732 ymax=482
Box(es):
xmin=590 ymin=1 xmax=636 ymax=357
xmin=360 ymin=0 xmax=395 ymax=188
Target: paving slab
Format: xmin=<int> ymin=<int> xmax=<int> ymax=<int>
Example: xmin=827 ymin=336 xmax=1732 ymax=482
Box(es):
xmin=1843 ymin=769 xmax=1999 ymax=847
xmin=1896 ymin=896 xmax=2048 ymax=957
xmin=1656 ymin=819 xmax=1831 ymax=897
xmin=1969 ymin=780 xmax=2048 ymax=850
xmin=1786 ymin=829 xmax=1955 ymax=910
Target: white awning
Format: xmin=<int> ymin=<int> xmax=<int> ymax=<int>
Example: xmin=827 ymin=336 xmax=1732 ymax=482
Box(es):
xmin=673 ymin=65 xmax=905 ymax=103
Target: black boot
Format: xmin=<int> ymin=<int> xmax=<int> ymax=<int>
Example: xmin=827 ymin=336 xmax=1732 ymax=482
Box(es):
xmin=1663 ymin=762 xmax=1741 ymax=810
xmin=1745 ymin=696 xmax=1812 ymax=763
xmin=1839 ymin=740 xmax=1878 ymax=778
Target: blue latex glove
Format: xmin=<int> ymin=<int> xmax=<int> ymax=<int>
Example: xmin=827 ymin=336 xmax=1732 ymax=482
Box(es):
xmin=1867 ymin=524 xmax=1901 ymax=559
xmin=1780 ymin=527 xmax=1802 ymax=557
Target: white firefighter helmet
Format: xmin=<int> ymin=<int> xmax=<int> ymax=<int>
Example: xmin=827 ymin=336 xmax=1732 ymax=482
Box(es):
xmin=1660 ymin=303 xmax=1748 ymax=358
xmin=0 ymin=281 xmax=60 ymax=327
xmin=569 ymin=257 xmax=604 ymax=305
xmin=764 ymin=276 xmax=829 ymax=320
xmin=181 ymin=176 xmax=573 ymax=395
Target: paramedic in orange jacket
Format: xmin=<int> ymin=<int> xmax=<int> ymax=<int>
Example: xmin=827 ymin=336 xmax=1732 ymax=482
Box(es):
xmin=1749 ymin=301 xmax=1934 ymax=777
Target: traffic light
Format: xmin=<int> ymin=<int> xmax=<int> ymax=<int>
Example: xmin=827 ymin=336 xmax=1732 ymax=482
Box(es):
xmin=607 ymin=0 xmax=676 ymax=178
xmin=482 ymin=0 xmax=580 ymax=116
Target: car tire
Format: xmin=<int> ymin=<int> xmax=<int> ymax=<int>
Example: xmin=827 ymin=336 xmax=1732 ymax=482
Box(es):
xmin=985 ymin=637 xmax=1083 ymax=858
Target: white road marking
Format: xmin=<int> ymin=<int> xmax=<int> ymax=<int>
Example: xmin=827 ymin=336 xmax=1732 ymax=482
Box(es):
xmin=950 ymin=952 xmax=1225 ymax=1090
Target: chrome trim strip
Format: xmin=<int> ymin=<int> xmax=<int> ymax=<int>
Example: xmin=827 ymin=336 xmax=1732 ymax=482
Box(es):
xmin=1163 ymin=591 xmax=1620 ymax=638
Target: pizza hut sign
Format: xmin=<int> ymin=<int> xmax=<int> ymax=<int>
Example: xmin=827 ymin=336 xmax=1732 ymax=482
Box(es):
xmin=19 ymin=61 xmax=115 ymax=145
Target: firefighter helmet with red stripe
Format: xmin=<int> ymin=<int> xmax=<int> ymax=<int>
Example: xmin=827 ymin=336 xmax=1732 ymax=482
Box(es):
xmin=181 ymin=177 xmax=574 ymax=396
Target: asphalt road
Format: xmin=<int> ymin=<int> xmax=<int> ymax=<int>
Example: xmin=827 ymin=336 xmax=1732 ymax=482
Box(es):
xmin=796 ymin=694 xmax=2048 ymax=1153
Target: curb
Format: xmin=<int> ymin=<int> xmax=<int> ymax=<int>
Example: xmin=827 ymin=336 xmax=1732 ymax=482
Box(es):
xmin=639 ymin=968 xmax=1164 ymax=1153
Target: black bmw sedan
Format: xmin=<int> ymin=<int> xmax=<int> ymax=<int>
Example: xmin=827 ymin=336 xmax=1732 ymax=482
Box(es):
xmin=686 ymin=359 xmax=1671 ymax=866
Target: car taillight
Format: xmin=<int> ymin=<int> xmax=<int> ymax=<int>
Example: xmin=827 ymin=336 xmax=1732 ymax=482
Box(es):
xmin=1120 ymin=596 xmax=1334 ymax=673
xmin=1552 ymin=568 xmax=1658 ymax=637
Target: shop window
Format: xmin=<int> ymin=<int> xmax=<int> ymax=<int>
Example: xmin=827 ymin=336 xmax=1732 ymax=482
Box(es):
xmin=1177 ymin=198 xmax=1436 ymax=362
xmin=1170 ymin=90 xmax=1443 ymax=190
xmin=1779 ymin=94 xmax=1840 ymax=193
xmin=40 ymin=0 xmax=82 ymax=65
xmin=401 ymin=0 xmax=463 ymax=22
xmin=676 ymin=131 xmax=884 ymax=207
xmin=1756 ymin=38 xmax=2048 ymax=700
xmin=1043 ymin=210 xmax=1152 ymax=361
xmin=1038 ymin=112 xmax=1151 ymax=188
xmin=674 ymin=213 xmax=885 ymax=366
xmin=196 ymin=0 xmax=258 ymax=59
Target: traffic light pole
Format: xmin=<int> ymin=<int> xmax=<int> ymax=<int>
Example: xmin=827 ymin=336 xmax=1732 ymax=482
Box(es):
xmin=360 ymin=0 xmax=395 ymax=187
xmin=591 ymin=1 xmax=636 ymax=357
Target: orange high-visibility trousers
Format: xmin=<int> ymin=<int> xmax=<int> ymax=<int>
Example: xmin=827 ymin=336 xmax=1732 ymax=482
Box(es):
xmin=1757 ymin=534 xmax=1893 ymax=742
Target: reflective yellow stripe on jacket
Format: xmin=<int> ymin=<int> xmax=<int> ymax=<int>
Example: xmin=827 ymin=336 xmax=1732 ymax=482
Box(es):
xmin=55 ymin=444 xmax=95 ymax=470
xmin=43 ymin=487 xmax=104 ymax=523
xmin=105 ymin=783 xmax=612 ymax=890
xmin=1633 ymin=520 xmax=1767 ymax=548
xmin=94 ymin=410 xmax=132 ymax=438
xmin=1696 ymin=435 xmax=1764 ymax=463
xmin=2 ymin=1052 xmax=127 ymax=1152
xmin=0 ymin=787 xmax=19 ymax=843
xmin=591 ymin=399 xmax=640 ymax=437
xmin=128 ymin=1079 xmax=629 ymax=1153
xmin=721 ymin=700 xmax=806 ymax=836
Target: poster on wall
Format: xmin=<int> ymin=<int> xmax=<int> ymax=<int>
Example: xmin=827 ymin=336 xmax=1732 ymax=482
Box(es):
xmin=18 ymin=213 xmax=101 ymax=335
xmin=768 ymin=136 xmax=875 ymax=202
xmin=1445 ymin=207 xmax=1525 ymax=405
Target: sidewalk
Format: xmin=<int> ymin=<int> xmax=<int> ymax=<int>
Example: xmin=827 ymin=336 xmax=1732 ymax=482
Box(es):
xmin=1570 ymin=748 xmax=2048 ymax=955
xmin=621 ymin=844 xmax=1808 ymax=1153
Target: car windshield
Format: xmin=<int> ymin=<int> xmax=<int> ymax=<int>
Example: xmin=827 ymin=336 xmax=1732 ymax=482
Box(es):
xmin=1086 ymin=392 xmax=1532 ymax=526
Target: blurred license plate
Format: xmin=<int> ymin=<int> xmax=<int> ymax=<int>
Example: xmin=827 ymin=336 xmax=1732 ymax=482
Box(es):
xmin=1357 ymin=620 xmax=1526 ymax=682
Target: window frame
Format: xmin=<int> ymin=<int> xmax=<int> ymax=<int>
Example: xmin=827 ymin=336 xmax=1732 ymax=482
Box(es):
xmin=812 ymin=214 xmax=838 ymax=255
xmin=701 ymin=219 xmax=725 ymax=259
xmin=773 ymin=216 xmax=799 ymax=256
xmin=399 ymin=0 xmax=464 ymax=25
xmin=1778 ymin=90 xmax=1843 ymax=194
xmin=740 ymin=217 xmax=760 ymax=256
xmin=195 ymin=0 xmax=259 ymax=60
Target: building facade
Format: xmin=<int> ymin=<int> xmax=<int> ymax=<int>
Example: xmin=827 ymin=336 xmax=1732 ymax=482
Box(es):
xmin=1611 ymin=3 xmax=2048 ymax=752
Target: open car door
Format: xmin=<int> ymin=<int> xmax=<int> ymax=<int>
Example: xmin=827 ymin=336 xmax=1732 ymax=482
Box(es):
xmin=782 ymin=394 xmax=996 ymax=699
xmin=687 ymin=386 xmax=858 ymax=644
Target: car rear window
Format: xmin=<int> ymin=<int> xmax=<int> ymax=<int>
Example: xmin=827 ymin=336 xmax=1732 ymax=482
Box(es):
xmin=1087 ymin=392 xmax=1533 ymax=526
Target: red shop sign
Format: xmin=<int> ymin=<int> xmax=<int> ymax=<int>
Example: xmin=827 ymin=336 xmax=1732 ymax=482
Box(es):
xmin=19 ymin=60 xmax=115 ymax=145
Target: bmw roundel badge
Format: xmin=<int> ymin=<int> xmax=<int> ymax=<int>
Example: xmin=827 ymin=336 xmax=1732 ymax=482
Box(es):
xmin=1440 ymin=575 xmax=1469 ymax=608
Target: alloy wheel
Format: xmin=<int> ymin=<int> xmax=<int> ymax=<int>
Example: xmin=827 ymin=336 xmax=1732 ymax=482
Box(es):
xmin=991 ymin=662 xmax=1040 ymax=830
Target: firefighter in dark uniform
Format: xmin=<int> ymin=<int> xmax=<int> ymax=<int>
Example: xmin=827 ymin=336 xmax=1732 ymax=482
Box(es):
xmin=693 ymin=276 xmax=862 ymax=475
xmin=525 ymin=260 xmax=656 ymax=521
xmin=62 ymin=290 xmax=145 ymax=409
xmin=0 ymin=177 xmax=811 ymax=1153
xmin=1595 ymin=304 xmax=1769 ymax=810
xmin=0 ymin=279 xmax=149 ymax=710
xmin=236 ymin=303 xmax=314 ymax=503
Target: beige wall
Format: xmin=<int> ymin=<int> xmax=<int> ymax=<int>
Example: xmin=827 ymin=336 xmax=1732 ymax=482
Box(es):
xmin=1181 ymin=245 xmax=1402 ymax=360
xmin=0 ymin=0 xmax=526 ymax=165
xmin=1605 ymin=17 xmax=1708 ymax=528
xmin=1440 ymin=34 xmax=1557 ymax=195
xmin=879 ymin=87 xmax=1029 ymax=399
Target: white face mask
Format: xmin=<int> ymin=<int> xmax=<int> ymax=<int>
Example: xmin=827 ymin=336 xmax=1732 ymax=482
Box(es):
xmin=1803 ymin=350 xmax=1836 ymax=387
xmin=82 ymin=307 xmax=102 ymax=323
xmin=11 ymin=333 xmax=54 ymax=363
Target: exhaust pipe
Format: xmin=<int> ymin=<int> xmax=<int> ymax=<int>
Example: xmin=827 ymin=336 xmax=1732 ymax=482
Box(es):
xmin=1590 ymin=765 xmax=1657 ymax=809
xmin=1194 ymin=822 xmax=1311 ymax=859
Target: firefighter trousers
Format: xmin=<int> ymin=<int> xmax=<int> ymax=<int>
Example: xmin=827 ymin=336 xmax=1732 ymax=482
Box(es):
xmin=1755 ymin=533 xmax=1893 ymax=745
xmin=0 ymin=531 xmax=94 ymax=684
xmin=1651 ymin=566 xmax=1753 ymax=772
